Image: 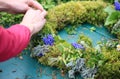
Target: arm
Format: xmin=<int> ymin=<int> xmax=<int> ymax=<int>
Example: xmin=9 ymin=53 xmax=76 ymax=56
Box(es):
xmin=0 ymin=9 xmax=47 ymax=62
xmin=0 ymin=25 xmax=31 ymax=62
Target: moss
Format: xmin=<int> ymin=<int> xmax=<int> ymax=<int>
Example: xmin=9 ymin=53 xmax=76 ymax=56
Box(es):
xmin=41 ymin=1 xmax=107 ymax=34
xmin=96 ymin=47 xmax=120 ymax=79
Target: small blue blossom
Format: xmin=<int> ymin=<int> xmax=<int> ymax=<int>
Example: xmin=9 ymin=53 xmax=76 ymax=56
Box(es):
xmin=42 ymin=34 xmax=54 ymax=46
xmin=114 ymin=1 xmax=120 ymax=11
xmin=71 ymin=43 xmax=85 ymax=49
xmin=37 ymin=52 xmax=44 ymax=57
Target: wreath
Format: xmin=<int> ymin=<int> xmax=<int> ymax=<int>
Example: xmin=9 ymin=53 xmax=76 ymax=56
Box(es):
xmin=30 ymin=1 xmax=120 ymax=79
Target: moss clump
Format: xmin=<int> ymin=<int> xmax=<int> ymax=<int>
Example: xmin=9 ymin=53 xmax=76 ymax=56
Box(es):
xmin=41 ymin=1 xmax=107 ymax=34
xmin=96 ymin=45 xmax=120 ymax=79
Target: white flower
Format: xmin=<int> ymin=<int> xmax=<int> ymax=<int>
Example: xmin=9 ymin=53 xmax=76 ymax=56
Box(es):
xmin=116 ymin=44 xmax=120 ymax=51
xmin=80 ymin=41 xmax=88 ymax=47
xmin=95 ymin=45 xmax=101 ymax=52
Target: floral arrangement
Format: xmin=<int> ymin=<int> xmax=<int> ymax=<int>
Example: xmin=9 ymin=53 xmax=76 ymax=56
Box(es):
xmin=30 ymin=1 xmax=120 ymax=79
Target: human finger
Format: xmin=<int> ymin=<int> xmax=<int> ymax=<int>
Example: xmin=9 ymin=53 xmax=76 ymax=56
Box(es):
xmin=39 ymin=10 xmax=47 ymax=18
xmin=28 ymin=0 xmax=44 ymax=11
xmin=37 ymin=18 xmax=46 ymax=30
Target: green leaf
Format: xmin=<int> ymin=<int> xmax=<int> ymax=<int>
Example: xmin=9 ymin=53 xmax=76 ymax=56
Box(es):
xmin=54 ymin=35 xmax=65 ymax=43
xmin=56 ymin=44 xmax=64 ymax=52
xmin=104 ymin=6 xmax=115 ymax=15
xmin=48 ymin=57 xmax=58 ymax=66
xmin=105 ymin=11 xmax=120 ymax=26
xmin=90 ymin=27 xmax=96 ymax=32
xmin=98 ymin=60 xmax=104 ymax=66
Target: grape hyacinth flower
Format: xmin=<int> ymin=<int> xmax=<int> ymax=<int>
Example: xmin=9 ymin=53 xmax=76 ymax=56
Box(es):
xmin=71 ymin=43 xmax=85 ymax=49
xmin=38 ymin=52 xmax=44 ymax=57
xmin=114 ymin=0 xmax=120 ymax=11
xmin=42 ymin=34 xmax=54 ymax=46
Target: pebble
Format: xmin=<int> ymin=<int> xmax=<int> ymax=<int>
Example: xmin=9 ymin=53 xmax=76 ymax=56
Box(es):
xmin=19 ymin=56 xmax=23 ymax=60
xmin=0 ymin=69 xmax=2 ymax=72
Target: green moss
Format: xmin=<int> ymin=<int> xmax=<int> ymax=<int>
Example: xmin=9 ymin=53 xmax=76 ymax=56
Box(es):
xmin=78 ymin=34 xmax=93 ymax=46
xmin=96 ymin=47 xmax=120 ymax=79
xmin=42 ymin=1 xmax=107 ymax=34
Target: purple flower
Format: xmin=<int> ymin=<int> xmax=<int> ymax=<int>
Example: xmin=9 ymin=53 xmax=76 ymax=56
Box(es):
xmin=71 ymin=43 xmax=85 ymax=49
xmin=42 ymin=34 xmax=54 ymax=46
xmin=114 ymin=1 xmax=120 ymax=11
xmin=37 ymin=52 xmax=44 ymax=57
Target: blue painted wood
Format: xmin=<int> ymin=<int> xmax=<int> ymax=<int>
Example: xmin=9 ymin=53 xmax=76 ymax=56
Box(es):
xmin=0 ymin=23 xmax=115 ymax=79
xmin=58 ymin=23 xmax=115 ymax=46
xmin=0 ymin=51 xmax=68 ymax=79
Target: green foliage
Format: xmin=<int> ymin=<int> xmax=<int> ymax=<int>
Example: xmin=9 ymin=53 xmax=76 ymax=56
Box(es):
xmin=0 ymin=12 xmax=23 ymax=27
xmin=102 ymin=0 xmax=115 ymax=4
xmin=37 ymin=34 xmax=119 ymax=79
xmin=38 ymin=34 xmax=97 ymax=69
xmin=112 ymin=20 xmax=120 ymax=39
xmin=79 ymin=1 xmax=107 ymax=25
xmin=65 ymin=25 xmax=77 ymax=35
xmin=96 ymin=42 xmax=120 ymax=79
xmin=37 ymin=0 xmax=56 ymax=10
xmin=102 ymin=0 xmax=120 ymax=4
xmin=78 ymin=34 xmax=93 ymax=47
xmin=77 ymin=34 xmax=103 ymax=68
xmin=38 ymin=34 xmax=99 ymax=70
xmin=37 ymin=0 xmax=82 ymax=10
xmin=90 ymin=27 xmax=96 ymax=32
xmin=37 ymin=0 xmax=87 ymax=8
xmin=104 ymin=6 xmax=120 ymax=39
xmin=105 ymin=11 xmax=120 ymax=26
xmin=104 ymin=6 xmax=120 ymax=26
xmin=38 ymin=35 xmax=83 ymax=69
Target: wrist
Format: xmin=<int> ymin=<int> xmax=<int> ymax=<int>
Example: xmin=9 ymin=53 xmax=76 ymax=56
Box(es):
xmin=0 ymin=0 xmax=9 ymax=12
xmin=20 ymin=23 xmax=34 ymax=36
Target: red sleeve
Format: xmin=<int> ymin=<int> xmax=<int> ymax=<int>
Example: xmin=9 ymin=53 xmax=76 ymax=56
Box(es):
xmin=0 ymin=24 xmax=31 ymax=62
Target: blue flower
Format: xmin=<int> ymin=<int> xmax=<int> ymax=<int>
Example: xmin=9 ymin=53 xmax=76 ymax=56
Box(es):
xmin=42 ymin=34 xmax=54 ymax=46
xmin=37 ymin=52 xmax=44 ymax=57
xmin=71 ymin=43 xmax=85 ymax=49
xmin=114 ymin=1 xmax=120 ymax=11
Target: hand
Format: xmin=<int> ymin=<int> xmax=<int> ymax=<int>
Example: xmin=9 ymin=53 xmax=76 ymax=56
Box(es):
xmin=0 ymin=0 xmax=44 ymax=14
xmin=20 ymin=8 xmax=47 ymax=35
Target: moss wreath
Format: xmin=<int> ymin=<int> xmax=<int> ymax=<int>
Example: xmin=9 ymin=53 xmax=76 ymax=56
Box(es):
xmin=29 ymin=1 xmax=120 ymax=79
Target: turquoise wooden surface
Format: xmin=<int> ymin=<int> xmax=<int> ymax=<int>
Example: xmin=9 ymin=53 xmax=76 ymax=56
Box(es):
xmin=0 ymin=23 xmax=115 ymax=79
xmin=58 ymin=23 xmax=115 ymax=46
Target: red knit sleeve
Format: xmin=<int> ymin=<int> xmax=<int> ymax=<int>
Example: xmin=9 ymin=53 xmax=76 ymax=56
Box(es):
xmin=0 ymin=24 xmax=31 ymax=62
